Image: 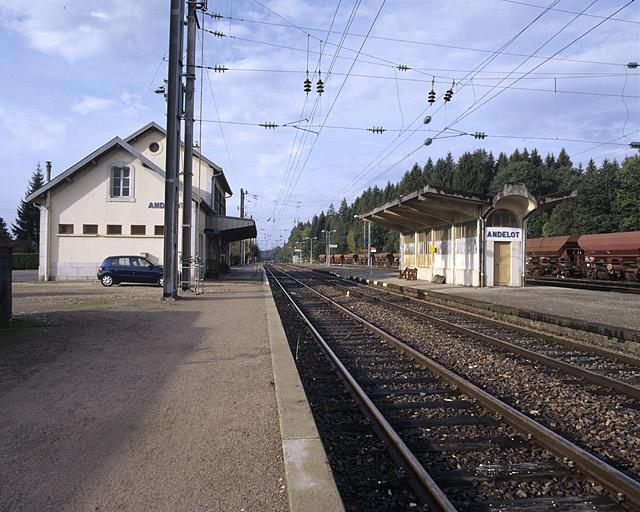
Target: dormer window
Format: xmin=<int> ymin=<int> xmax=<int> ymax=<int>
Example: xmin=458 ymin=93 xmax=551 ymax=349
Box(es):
xmin=111 ymin=166 xmax=131 ymax=197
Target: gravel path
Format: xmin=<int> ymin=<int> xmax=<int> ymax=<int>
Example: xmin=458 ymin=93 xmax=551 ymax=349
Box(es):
xmin=1 ymin=279 xmax=287 ymax=512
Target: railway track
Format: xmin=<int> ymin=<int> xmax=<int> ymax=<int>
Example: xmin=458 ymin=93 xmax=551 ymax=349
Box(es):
xmin=267 ymin=265 xmax=640 ymax=511
xmin=526 ymin=277 xmax=640 ymax=295
xmin=295 ymin=266 xmax=640 ymax=399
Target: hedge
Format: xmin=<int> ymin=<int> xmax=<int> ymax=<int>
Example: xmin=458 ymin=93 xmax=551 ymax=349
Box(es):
xmin=12 ymin=253 xmax=38 ymax=270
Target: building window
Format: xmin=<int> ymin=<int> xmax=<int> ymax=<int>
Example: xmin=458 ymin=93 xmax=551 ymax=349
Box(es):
xmin=149 ymin=142 xmax=160 ymax=153
xmin=110 ymin=166 xmax=131 ymax=198
xmin=107 ymin=224 xmax=122 ymax=235
xmin=131 ymin=225 xmax=146 ymax=236
xmin=58 ymin=224 xmax=74 ymax=234
xmin=83 ymin=224 xmax=98 ymax=235
xmin=487 ymin=209 xmax=518 ymax=227
xmin=154 ymin=225 xmax=164 ymax=236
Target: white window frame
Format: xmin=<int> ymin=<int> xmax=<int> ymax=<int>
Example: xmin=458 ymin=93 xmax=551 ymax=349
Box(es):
xmin=106 ymin=163 xmax=135 ymax=202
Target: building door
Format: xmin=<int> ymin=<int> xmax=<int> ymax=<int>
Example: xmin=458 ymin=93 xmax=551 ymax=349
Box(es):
xmin=493 ymin=242 xmax=511 ymax=286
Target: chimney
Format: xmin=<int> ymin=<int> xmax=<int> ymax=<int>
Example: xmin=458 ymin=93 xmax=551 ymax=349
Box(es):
xmin=45 ymin=161 xmax=52 ymax=182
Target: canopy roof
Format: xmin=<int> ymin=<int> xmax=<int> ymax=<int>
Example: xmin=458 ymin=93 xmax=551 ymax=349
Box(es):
xmin=205 ymin=215 xmax=257 ymax=242
xmin=360 ymin=186 xmax=489 ymax=234
xmin=360 ymin=184 xmax=575 ymax=234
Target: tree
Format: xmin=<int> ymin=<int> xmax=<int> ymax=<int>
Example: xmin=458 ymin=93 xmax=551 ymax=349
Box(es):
xmin=13 ymin=163 xmax=44 ymax=252
xmin=614 ymin=156 xmax=640 ymax=231
xmin=0 ymin=217 xmax=11 ymax=241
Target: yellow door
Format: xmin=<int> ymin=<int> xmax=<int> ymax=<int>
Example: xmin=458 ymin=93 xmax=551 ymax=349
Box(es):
xmin=494 ymin=242 xmax=511 ymax=286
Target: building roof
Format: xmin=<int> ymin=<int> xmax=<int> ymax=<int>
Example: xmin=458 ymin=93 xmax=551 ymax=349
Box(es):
xmin=205 ymin=215 xmax=257 ymax=242
xmin=124 ymin=121 xmax=232 ymax=196
xmin=360 ymin=184 xmax=576 ymax=233
xmin=360 ymin=185 xmax=489 ymax=233
xmin=27 ymin=122 xmax=232 ymax=203
xmin=26 ymin=137 xmax=164 ymax=203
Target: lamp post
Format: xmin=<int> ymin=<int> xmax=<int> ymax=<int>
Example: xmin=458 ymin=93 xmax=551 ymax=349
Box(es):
xmin=354 ymin=215 xmax=372 ymax=267
xmin=305 ymin=236 xmax=317 ymax=265
xmin=321 ymin=229 xmax=336 ymax=267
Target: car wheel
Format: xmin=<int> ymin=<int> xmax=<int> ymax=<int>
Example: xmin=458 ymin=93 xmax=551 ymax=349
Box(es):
xmin=158 ymin=276 xmax=164 ymax=287
xmin=101 ymin=274 xmax=114 ymax=287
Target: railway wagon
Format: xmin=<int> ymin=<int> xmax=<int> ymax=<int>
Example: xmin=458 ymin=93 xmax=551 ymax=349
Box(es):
xmin=526 ymin=231 xmax=640 ymax=281
xmin=579 ymin=231 xmax=640 ymax=281
xmin=526 ymin=236 xmax=580 ymax=277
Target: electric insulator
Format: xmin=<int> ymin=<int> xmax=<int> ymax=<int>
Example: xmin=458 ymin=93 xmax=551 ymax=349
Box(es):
xmin=397 ymin=64 xmax=410 ymax=71
xmin=443 ymin=80 xmax=455 ymax=102
xmin=630 ymin=142 xmax=640 ymax=149
xmin=317 ymin=79 xmax=324 ymax=95
xmin=424 ymin=138 xmax=433 ymax=146
xmin=627 ymin=62 xmax=639 ymax=69
xmin=304 ymin=78 xmax=311 ymax=94
xmin=259 ymin=122 xmax=278 ymax=129
xmin=368 ymin=126 xmax=386 ymax=134
xmin=428 ymin=76 xmax=436 ymax=105
xmin=423 ymin=115 xmax=432 ymax=125
xmin=473 ymin=132 xmax=486 ymax=140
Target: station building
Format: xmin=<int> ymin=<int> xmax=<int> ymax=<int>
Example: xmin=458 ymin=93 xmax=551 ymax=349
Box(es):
xmin=360 ymin=183 xmax=573 ymax=287
xmin=27 ymin=121 xmax=256 ymax=280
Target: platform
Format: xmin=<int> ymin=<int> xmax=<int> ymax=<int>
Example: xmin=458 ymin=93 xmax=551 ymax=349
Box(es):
xmin=313 ymin=264 xmax=640 ymax=353
xmin=1 ymin=266 xmax=342 ymax=512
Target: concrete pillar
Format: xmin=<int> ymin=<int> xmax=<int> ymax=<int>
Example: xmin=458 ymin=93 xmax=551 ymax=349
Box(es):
xmin=0 ymin=246 xmax=11 ymax=321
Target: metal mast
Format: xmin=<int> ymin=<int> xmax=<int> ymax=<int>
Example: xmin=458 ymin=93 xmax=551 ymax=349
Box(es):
xmin=162 ymin=0 xmax=185 ymax=299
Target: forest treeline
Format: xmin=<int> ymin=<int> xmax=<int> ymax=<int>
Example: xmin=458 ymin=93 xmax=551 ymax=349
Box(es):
xmin=278 ymin=148 xmax=639 ymax=261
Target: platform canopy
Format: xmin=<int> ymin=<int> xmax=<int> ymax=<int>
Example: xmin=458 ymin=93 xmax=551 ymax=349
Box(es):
xmin=360 ymin=184 xmax=576 ymax=233
xmin=205 ymin=215 xmax=257 ymax=242
xmin=360 ymin=186 xmax=489 ymax=233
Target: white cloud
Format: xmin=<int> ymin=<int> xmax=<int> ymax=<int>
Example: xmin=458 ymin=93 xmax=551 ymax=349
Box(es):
xmin=0 ymin=0 xmax=161 ymax=61
xmin=72 ymin=96 xmax=115 ymax=115
xmin=0 ymin=103 xmax=67 ymax=154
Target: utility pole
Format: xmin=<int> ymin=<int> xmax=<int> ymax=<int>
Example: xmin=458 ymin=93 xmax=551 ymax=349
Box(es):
xmin=240 ymin=188 xmax=245 ymax=265
xmin=367 ymin=220 xmax=372 ymax=267
xmin=162 ymin=0 xmax=185 ymax=299
xmin=181 ymin=0 xmax=198 ymax=291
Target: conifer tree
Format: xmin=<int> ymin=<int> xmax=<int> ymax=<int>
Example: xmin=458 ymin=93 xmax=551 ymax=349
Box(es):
xmin=13 ymin=163 xmax=44 ymax=252
xmin=0 ymin=217 xmax=11 ymax=241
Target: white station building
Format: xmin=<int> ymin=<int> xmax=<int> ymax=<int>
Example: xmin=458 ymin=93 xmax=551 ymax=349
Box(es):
xmin=361 ymin=183 xmax=573 ymax=287
xmin=27 ymin=122 xmax=256 ymax=280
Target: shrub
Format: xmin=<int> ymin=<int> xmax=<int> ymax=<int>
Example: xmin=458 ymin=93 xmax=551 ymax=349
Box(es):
xmin=12 ymin=253 xmax=38 ymax=270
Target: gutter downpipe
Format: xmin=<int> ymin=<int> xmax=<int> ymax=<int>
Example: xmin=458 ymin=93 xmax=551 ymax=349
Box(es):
xmin=521 ymin=216 xmax=529 ymax=287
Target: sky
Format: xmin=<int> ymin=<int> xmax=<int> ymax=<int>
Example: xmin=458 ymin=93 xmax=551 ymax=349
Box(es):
xmin=0 ymin=0 xmax=638 ymax=248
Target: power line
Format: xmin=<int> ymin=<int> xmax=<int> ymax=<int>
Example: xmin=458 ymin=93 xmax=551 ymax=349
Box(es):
xmin=200 ymin=66 xmax=640 ymax=99
xmin=206 ymin=12 xmax=630 ymax=67
xmin=498 ymin=0 xmax=640 ymax=24
xmin=276 ymin=1 xmax=387 ymax=225
xmin=329 ymin=0 xmax=564 ymax=204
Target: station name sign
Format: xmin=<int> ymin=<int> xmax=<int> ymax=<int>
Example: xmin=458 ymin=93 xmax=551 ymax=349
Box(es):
xmin=148 ymin=202 xmax=183 ymax=209
xmin=485 ymin=227 xmax=522 ymax=241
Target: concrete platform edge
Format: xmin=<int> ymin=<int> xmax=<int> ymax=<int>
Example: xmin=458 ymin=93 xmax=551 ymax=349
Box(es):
xmin=263 ymin=272 xmax=345 ymax=512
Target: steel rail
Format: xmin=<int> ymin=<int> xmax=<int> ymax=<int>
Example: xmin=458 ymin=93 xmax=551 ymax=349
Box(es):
xmin=272 ymin=265 xmax=640 ymax=508
xmin=299 ymin=264 xmax=640 ymax=369
xmin=295 ymin=268 xmax=640 ymax=400
xmin=526 ymin=277 xmax=640 ymax=295
xmin=266 ymin=266 xmax=458 ymax=512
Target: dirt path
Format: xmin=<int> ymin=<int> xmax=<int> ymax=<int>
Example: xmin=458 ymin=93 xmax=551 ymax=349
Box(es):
xmin=1 ymin=276 xmax=287 ymax=511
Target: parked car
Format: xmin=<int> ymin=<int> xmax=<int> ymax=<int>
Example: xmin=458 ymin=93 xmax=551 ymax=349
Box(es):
xmin=97 ymin=255 xmax=163 ymax=287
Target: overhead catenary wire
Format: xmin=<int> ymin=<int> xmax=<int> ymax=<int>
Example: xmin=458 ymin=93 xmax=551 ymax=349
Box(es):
xmin=329 ymin=0 xmax=564 ymax=205
xmin=275 ymin=1 xmax=386 ymax=226
xmin=205 ymin=11 xmax=631 ymax=67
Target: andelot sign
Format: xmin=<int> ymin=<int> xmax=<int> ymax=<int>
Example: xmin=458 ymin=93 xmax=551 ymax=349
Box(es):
xmin=485 ymin=227 xmax=522 ymax=241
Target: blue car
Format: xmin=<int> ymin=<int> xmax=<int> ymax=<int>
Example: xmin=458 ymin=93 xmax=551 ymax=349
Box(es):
xmin=97 ymin=255 xmax=164 ymax=287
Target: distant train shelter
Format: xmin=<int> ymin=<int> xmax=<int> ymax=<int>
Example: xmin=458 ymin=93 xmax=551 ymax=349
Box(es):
xmin=360 ymin=183 xmax=575 ymax=287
